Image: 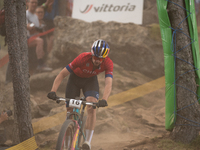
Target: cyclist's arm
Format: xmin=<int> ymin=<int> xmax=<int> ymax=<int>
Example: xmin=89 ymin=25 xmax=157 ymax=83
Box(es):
xmin=102 ymin=77 xmax=113 ymax=101
xmin=51 ymin=67 xmax=70 ymax=92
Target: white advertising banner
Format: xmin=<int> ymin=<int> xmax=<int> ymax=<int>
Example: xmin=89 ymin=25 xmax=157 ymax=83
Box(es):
xmin=72 ymin=0 xmax=144 ymax=24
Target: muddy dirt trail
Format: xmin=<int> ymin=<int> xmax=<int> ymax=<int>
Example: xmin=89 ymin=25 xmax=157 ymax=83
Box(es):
xmin=91 ymin=87 xmax=166 ymax=150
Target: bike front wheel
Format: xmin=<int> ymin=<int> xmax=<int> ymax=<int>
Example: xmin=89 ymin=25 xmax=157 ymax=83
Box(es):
xmin=78 ymin=116 xmax=87 ymax=148
xmin=56 ymin=120 xmax=75 ymax=150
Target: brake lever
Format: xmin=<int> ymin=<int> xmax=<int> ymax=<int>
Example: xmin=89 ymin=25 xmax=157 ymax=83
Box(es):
xmin=55 ymin=97 xmax=61 ymax=103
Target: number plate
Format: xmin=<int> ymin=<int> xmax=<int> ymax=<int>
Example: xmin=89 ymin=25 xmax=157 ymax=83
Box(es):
xmin=69 ymin=99 xmax=82 ymax=109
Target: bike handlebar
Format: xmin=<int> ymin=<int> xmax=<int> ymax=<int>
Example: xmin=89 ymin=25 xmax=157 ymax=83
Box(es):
xmin=54 ymin=97 xmax=98 ymax=107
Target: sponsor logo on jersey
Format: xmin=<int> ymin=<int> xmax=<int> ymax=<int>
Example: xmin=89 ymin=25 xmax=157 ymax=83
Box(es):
xmin=83 ymin=69 xmax=97 ymax=74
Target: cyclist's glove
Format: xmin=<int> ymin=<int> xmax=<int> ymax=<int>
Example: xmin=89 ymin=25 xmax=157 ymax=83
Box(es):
xmin=96 ymin=99 xmax=108 ymax=108
xmin=47 ymin=91 xmax=57 ymax=100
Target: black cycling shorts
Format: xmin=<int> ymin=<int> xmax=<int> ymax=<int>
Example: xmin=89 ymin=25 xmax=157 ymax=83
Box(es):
xmin=65 ymin=72 xmax=99 ymax=101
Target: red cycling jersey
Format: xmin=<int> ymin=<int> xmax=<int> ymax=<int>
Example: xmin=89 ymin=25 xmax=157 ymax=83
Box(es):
xmin=66 ymin=52 xmax=113 ymax=78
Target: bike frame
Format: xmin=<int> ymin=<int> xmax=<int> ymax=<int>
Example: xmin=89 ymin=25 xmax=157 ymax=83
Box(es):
xmin=55 ymin=97 xmax=96 ymax=150
xmin=68 ymin=107 xmax=86 ymax=150
xmin=71 ymin=120 xmax=80 ymax=150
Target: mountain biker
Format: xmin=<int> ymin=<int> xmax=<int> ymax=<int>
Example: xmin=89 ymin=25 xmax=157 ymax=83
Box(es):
xmin=47 ymin=39 xmax=113 ymax=150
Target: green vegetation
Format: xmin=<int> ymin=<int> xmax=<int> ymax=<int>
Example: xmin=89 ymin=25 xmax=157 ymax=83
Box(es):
xmin=156 ymin=135 xmax=200 ymax=150
xmin=157 ymin=138 xmax=187 ymax=150
xmin=189 ymin=135 xmax=200 ymax=150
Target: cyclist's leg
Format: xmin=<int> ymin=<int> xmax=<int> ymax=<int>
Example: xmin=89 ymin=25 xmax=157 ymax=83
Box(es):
xmin=82 ymin=75 xmax=99 ymax=148
xmin=85 ymin=96 xmax=98 ymax=130
xmin=64 ymin=73 xmax=81 ymax=147
xmin=65 ymin=73 xmax=81 ymax=117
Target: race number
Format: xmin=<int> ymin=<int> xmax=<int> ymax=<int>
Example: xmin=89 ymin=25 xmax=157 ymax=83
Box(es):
xmin=69 ymin=99 xmax=82 ymax=109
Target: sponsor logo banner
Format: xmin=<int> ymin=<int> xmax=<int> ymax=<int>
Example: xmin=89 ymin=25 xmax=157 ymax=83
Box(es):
xmin=72 ymin=0 xmax=144 ymax=24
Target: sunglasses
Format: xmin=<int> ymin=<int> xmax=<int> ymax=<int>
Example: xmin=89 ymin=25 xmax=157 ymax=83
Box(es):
xmin=93 ymin=56 xmax=104 ymax=62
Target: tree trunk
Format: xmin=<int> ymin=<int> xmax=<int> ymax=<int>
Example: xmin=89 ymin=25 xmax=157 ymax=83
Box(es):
xmin=4 ymin=0 xmax=33 ymax=144
xmin=168 ymin=0 xmax=200 ymax=143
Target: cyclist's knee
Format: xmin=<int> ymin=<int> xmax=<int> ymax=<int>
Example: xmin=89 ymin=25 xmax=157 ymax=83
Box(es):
xmin=87 ymin=105 xmax=96 ymax=114
xmin=86 ymin=96 xmax=98 ymax=103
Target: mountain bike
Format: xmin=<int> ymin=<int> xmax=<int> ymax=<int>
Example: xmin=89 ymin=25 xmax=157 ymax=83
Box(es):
xmin=51 ymin=96 xmax=99 ymax=150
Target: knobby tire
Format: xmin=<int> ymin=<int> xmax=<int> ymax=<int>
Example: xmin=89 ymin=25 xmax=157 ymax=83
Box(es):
xmin=56 ymin=120 xmax=75 ymax=150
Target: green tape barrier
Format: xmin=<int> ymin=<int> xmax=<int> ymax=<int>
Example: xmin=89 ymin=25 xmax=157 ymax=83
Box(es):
xmin=185 ymin=0 xmax=200 ymax=99
xmin=156 ymin=0 xmax=200 ymax=131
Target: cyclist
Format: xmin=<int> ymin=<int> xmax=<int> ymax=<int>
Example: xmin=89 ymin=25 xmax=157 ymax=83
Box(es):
xmin=47 ymin=39 xmax=113 ymax=150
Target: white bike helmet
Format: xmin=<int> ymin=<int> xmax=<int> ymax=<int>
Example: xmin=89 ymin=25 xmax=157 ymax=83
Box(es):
xmin=91 ymin=39 xmax=110 ymax=58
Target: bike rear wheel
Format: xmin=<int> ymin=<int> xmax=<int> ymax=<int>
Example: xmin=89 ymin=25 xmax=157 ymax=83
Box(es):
xmin=56 ymin=120 xmax=75 ymax=150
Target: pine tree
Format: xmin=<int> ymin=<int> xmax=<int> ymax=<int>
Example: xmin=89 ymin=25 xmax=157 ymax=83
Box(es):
xmin=168 ymin=0 xmax=200 ymax=143
xmin=4 ymin=0 xmax=33 ymax=143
